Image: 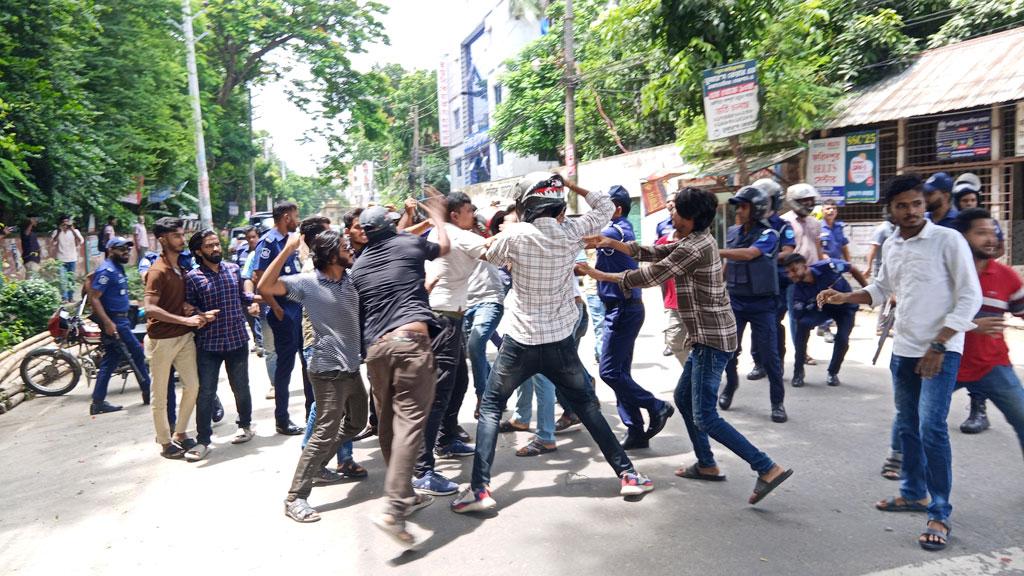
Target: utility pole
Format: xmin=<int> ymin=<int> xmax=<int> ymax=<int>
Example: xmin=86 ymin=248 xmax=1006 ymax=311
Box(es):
xmin=247 ymin=85 xmax=257 ymax=215
xmin=563 ymin=0 xmax=578 ymax=211
xmin=181 ymin=0 xmax=213 ymax=229
xmin=410 ymin=104 xmax=420 ymax=194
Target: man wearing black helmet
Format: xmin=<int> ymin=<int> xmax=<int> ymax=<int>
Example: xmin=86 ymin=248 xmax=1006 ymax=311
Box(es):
xmin=719 ymin=181 xmax=788 ymax=423
xmin=452 ymin=172 xmax=653 ymax=514
xmin=596 ymin=185 xmax=673 ymax=450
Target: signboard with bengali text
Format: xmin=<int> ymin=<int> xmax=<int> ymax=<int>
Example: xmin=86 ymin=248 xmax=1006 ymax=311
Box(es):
xmin=702 ymin=60 xmax=760 ymax=141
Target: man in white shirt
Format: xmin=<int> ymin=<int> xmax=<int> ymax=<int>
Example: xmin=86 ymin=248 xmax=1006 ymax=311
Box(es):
xmin=451 ymin=172 xmax=652 ymax=514
xmin=820 ymin=174 xmax=981 ymax=552
xmin=51 ymin=214 xmax=84 ymax=302
xmin=411 ymin=192 xmax=487 ymax=497
xmin=133 ymin=215 xmax=150 ymax=263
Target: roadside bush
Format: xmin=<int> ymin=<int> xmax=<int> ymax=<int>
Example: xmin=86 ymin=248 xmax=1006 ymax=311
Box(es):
xmin=0 ymin=279 xmax=61 ymax=350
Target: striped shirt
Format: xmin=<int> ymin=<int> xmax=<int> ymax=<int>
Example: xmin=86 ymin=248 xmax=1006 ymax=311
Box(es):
xmin=959 ymin=259 xmax=1024 ymax=382
xmin=621 ymin=231 xmax=738 ymax=353
xmin=486 ymin=190 xmax=613 ymax=345
xmin=282 ymin=271 xmax=361 ymax=374
xmin=185 ymin=261 xmax=253 ymax=352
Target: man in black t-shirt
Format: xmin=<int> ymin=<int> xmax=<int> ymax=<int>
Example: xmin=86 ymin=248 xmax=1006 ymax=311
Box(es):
xmin=349 ymin=202 xmax=450 ymax=547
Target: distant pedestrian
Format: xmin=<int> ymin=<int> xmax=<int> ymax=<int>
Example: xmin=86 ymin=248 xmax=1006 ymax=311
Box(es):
xmin=51 ymin=215 xmax=84 ymax=302
xmin=20 ymin=217 xmax=41 ymax=276
xmin=133 ymin=215 xmax=149 ymax=262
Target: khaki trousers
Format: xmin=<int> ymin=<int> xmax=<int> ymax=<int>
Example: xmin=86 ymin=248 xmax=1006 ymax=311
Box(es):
xmin=145 ymin=333 xmax=200 ymax=445
xmin=664 ymin=308 xmax=691 ymax=366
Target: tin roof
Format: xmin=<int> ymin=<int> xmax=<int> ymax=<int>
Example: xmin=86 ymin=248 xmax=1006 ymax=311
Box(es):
xmin=829 ymin=27 xmax=1024 ymax=128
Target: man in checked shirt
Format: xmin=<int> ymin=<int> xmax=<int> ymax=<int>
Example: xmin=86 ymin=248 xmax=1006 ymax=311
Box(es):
xmin=183 ymin=229 xmax=259 ymax=461
xmin=582 ymin=187 xmax=793 ymax=506
xmin=451 ymin=172 xmax=653 ymax=514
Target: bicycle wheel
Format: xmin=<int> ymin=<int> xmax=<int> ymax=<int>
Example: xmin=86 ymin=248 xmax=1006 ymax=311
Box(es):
xmin=20 ymin=348 xmax=82 ymax=396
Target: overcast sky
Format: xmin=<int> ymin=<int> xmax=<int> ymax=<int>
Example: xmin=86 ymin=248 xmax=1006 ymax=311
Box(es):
xmin=252 ymin=0 xmax=487 ymax=176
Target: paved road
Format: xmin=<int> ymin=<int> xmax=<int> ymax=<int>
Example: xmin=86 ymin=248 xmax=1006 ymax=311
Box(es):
xmin=1 ymin=289 xmax=1022 ymax=575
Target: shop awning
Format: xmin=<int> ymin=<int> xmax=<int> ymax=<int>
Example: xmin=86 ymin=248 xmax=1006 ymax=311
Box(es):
xmin=700 ymin=147 xmax=805 ymax=177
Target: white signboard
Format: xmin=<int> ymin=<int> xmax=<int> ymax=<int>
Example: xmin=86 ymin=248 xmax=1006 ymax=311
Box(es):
xmin=437 ymin=59 xmax=452 ymax=147
xmin=807 ymin=137 xmax=845 ymax=201
xmin=702 ymin=60 xmax=760 ymax=141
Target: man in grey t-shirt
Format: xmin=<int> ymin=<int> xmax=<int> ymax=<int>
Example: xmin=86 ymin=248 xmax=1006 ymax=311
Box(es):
xmin=258 ymin=229 xmax=368 ymax=524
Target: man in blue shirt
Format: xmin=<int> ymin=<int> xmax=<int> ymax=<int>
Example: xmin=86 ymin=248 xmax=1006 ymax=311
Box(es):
xmin=785 ymin=254 xmax=859 ymax=387
xmin=820 ymin=199 xmax=849 ymax=260
xmin=924 ymin=172 xmax=958 ymax=229
xmin=87 ymin=237 xmax=151 ymax=415
xmin=720 ymin=181 xmax=787 ymax=423
xmin=596 ymin=185 xmax=673 ymax=450
xmin=253 ymin=201 xmax=309 ymax=435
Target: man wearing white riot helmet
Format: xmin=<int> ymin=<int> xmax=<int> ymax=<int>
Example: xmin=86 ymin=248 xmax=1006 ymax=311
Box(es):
xmin=719 ymin=181 xmax=788 ymax=424
xmin=452 ymin=172 xmax=653 ymax=513
xmin=782 ymin=183 xmax=824 ymax=265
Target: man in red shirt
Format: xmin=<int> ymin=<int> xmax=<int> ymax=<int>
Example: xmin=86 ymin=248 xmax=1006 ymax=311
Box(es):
xmin=656 ymin=202 xmax=690 ymax=366
xmin=954 ymin=208 xmax=1024 ymax=457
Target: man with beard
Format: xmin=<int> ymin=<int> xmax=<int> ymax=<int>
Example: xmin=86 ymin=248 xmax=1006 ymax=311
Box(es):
xmin=87 ymin=237 xmax=151 ymax=414
xmin=819 ymin=174 xmax=980 ymax=552
xmin=952 ymin=208 xmax=1024 ymax=456
xmin=260 ymin=229 xmax=369 ymax=524
xmin=183 ymin=229 xmax=257 ymax=462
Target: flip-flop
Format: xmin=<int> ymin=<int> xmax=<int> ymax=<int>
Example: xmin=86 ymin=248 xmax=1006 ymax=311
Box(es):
xmin=499 ymin=419 xmax=530 ymax=433
xmin=515 ymin=438 xmax=557 ymax=457
xmin=748 ymin=468 xmax=794 ymax=505
xmin=675 ymin=463 xmax=727 ymax=482
xmin=336 ymin=459 xmax=368 ymax=479
xmin=875 ymin=497 xmax=928 ymax=513
xmin=919 ymin=522 xmax=951 ymax=551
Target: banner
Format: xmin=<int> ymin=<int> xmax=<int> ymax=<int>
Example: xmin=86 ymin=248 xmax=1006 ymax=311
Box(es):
xmin=437 ymin=59 xmax=452 ymax=147
xmin=807 ymin=137 xmax=845 ymax=203
xmin=702 ymin=59 xmax=759 ymax=141
xmin=844 ymin=130 xmax=879 ymax=204
xmin=936 ymin=112 xmax=990 ymax=161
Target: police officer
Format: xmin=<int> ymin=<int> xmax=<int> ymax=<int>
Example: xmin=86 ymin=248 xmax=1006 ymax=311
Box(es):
xmin=252 ymin=200 xmax=309 ymax=435
xmin=87 ymin=237 xmax=151 ymax=415
xmin=719 ymin=181 xmax=788 ymax=423
xmin=748 ymin=180 xmax=795 ymax=382
xmin=596 ymin=185 xmax=673 ymax=450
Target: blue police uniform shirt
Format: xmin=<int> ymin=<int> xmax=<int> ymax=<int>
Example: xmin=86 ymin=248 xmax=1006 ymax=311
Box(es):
xmin=139 ymin=250 xmax=196 ymax=276
xmin=92 ymin=259 xmax=131 ymax=314
xmin=255 ymin=228 xmax=301 ymax=312
xmin=768 ymin=214 xmax=796 ymax=284
xmin=655 ymin=215 xmax=674 ymax=239
xmin=791 ymin=259 xmax=858 ymax=325
xmin=820 ymin=220 xmax=848 ymax=260
xmin=727 ymin=223 xmax=780 ymax=313
xmin=926 ymin=206 xmax=959 ymax=229
xmin=596 ymin=217 xmax=641 ymax=301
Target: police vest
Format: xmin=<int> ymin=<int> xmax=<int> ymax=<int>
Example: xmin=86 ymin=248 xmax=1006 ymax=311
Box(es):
xmin=725 ymin=223 xmax=780 ymax=298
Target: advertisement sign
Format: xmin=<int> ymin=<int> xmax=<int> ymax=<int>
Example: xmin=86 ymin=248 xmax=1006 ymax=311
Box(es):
xmin=807 ymin=137 xmax=845 ymax=202
xmin=844 ymin=130 xmax=879 ymax=204
xmin=936 ymin=112 xmax=990 ymax=161
xmin=702 ymin=60 xmax=760 ymax=141
xmin=640 ymin=179 xmax=667 ymax=215
xmin=437 ymin=59 xmax=452 ymax=147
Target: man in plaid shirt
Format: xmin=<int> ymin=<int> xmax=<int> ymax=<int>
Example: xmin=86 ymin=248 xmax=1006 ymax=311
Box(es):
xmin=184 ymin=229 xmax=258 ymax=461
xmin=583 ymin=187 xmax=793 ymax=506
xmin=452 ymin=172 xmax=653 ymax=514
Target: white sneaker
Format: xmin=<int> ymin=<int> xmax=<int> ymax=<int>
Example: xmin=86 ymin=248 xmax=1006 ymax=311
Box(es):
xmin=184 ymin=443 xmax=210 ymax=462
xmin=265 ymin=388 xmax=275 ymax=400
xmin=232 ymin=427 xmax=254 ymax=444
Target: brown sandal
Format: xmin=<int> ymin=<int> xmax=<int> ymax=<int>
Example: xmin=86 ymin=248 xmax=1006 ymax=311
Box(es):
xmin=499 ymin=419 xmax=529 ymax=433
xmin=515 ymin=438 xmax=556 ymax=457
xmin=336 ymin=459 xmax=368 ymax=479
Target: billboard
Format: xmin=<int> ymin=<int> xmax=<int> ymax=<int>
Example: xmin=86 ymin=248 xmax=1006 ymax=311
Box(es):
xmin=935 ymin=112 xmax=991 ymax=161
xmin=806 ymin=130 xmax=880 ymax=204
xmin=702 ymin=59 xmax=760 ymax=141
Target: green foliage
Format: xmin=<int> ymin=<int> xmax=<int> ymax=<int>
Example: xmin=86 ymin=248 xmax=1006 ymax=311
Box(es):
xmin=927 ymin=0 xmax=1024 ymax=47
xmin=0 ymin=278 xmax=61 ymax=341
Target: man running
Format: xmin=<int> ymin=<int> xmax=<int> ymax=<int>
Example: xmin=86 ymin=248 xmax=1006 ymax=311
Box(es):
xmin=819 ymin=174 xmax=981 ymax=552
xmin=451 ymin=172 xmax=653 ymax=514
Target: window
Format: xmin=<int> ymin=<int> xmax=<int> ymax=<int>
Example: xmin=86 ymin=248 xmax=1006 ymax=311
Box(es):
xmin=493 ymin=84 xmax=502 ymax=105
xmin=495 ymin=143 xmax=504 ymax=165
xmin=452 ymin=108 xmax=461 ymax=136
xmin=455 ymin=159 xmax=463 ymax=177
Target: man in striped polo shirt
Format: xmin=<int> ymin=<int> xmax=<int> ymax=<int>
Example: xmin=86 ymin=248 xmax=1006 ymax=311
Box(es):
xmin=953 ymin=208 xmax=1024 ymax=456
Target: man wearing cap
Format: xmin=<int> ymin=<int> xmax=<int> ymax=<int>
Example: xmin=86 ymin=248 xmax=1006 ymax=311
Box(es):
xmin=411 ymin=191 xmax=486 ymax=496
xmin=349 ymin=200 xmax=449 ymax=547
xmin=720 ymin=180 xmax=788 ymax=424
xmin=596 ymin=185 xmax=673 ymax=450
xmin=452 ymin=173 xmax=653 ymax=514
xmin=253 ymin=201 xmax=309 ymax=436
xmin=87 ymin=237 xmax=151 ymax=415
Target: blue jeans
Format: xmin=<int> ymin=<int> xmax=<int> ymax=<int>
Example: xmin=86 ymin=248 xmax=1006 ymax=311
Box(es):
xmin=891 ymin=352 xmax=961 ymax=523
xmin=676 ymin=345 xmax=774 ymax=475
xmin=463 ymin=302 xmax=504 ymax=397
xmin=599 ymin=302 xmax=665 ymax=434
xmin=195 ymin=346 xmax=252 ymax=446
xmin=793 ymin=307 xmax=856 ymax=377
xmin=473 ymin=334 xmax=633 ymax=489
xmin=94 ymin=316 xmax=151 ymax=403
xmin=512 ymin=375 xmax=556 ymax=443
xmin=726 ymin=305 xmax=785 ymax=405
xmin=585 ymin=294 xmax=605 ymax=359
xmin=958 ymin=365 xmax=1024 ymax=458
xmin=61 ymin=261 xmax=77 ymax=302
xmin=416 ymin=314 xmax=467 ymax=476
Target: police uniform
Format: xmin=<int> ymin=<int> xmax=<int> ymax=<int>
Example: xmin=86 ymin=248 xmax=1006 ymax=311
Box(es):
xmin=255 ymin=228 xmax=311 ymax=427
xmin=596 ymin=215 xmax=668 ymax=438
xmin=751 ymin=214 xmax=795 ymax=371
xmin=790 ymin=259 xmax=858 ymax=379
xmin=91 ymin=258 xmax=151 ymax=405
xmin=723 ymin=221 xmax=786 ymax=409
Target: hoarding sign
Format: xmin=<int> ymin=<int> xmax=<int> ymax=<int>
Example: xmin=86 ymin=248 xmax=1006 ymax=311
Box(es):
xmin=936 ymin=112 xmax=990 ymax=160
xmin=437 ymin=59 xmax=452 ymax=147
xmin=807 ymin=137 xmax=845 ymax=203
xmin=702 ymin=59 xmax=760 ymax=141
xmin=844 ymin=130 xmax=879 ymax=204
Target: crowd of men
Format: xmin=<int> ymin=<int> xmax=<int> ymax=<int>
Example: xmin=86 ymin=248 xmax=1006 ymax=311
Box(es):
xmin=77 ymin=168 xmax=1022 ymax=552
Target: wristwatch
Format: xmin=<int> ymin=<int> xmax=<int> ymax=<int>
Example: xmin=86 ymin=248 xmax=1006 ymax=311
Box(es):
xmin=929 ymin=341 xmax=947 ymax=354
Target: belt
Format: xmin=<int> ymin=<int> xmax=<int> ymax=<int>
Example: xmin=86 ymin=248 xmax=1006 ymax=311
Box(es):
xmin=434 ymin=309 xmax=464 ymax=320
xmin=377 ymin=330 xmax=430 ymax=344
